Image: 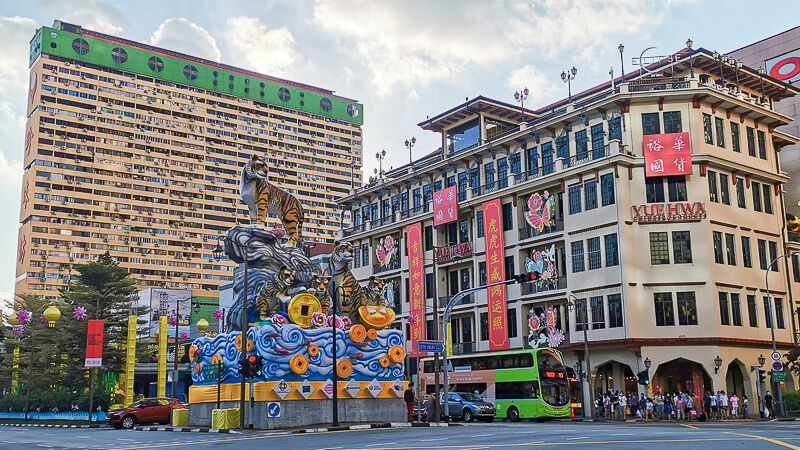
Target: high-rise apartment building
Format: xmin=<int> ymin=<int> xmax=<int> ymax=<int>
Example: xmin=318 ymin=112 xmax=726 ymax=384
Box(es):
xmin=17 ymin=20 xmax=363 ymax=301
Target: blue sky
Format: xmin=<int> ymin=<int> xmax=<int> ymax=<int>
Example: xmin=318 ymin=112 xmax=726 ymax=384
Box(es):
xmin=0 ymin=0 xmax=798 ymax=313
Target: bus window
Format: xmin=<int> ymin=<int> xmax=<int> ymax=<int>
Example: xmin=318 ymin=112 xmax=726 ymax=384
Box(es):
xmin=536 ymin=349 xmax=564 ymax=370
xmin=496 ymin=381 xmax=539 ymax=399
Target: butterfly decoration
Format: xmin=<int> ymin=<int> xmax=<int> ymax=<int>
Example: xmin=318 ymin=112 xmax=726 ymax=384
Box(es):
xmin=546 ymin=306 xmax=557 ymax=333
xmin=525 ymin=244 xmax=559 ymax=287
xmin=375 ymin=236 xmax=397 ymax=267
xmin=524 ymin=191 xmax=555 ymax=232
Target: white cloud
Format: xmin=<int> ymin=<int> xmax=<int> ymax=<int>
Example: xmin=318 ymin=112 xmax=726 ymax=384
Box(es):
xmin=38 ymin=0 xmax=127 ymax=35
xmin=150 ymin=18 xmax=221 ymax=62
xmin=0 ymin=16 xmax=37 ymax=161
xmin=506 ymin=64 xmax=561 ymax=107
xmin=224 ymin=16 xmax=297 ymax=77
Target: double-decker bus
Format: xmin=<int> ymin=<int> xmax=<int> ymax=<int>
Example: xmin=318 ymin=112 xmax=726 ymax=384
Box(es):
xmin=420 ymin=347 xmax=571 ymax=421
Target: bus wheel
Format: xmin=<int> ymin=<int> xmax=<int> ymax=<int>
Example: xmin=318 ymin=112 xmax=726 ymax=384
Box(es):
xmin=508 ymin=407 xmax=520 ymax=422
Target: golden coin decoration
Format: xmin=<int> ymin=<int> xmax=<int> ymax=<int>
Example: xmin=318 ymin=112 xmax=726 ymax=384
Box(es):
xmin=388 ymin=345 xmax=406 ymax=363
xmin=337 ymin=359 xmax=353 ymax=378
xmin=367 ymin=328 xmax=378 ymax=340
xmin=211 ymin=354 xmax=223 ymax=365
xmin=287 ymin=293 xmax=322 ymax=328
xmin=290 ymin=354 xmax=309 ymax=374
xmin=379 ymin=356 xmax=390 ymax=368
xmin=307 ymin=344 xmax=319 ymax=357
xmin=349 ymin=324 xmax=367 ymax=343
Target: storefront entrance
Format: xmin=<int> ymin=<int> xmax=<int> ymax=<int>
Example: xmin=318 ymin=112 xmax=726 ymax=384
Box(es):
xmin=652 ymin=358 xmax=712 ymax=395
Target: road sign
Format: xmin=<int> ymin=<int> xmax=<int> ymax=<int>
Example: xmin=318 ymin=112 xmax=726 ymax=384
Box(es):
xmin=273 ymin=379 xmax=292 ymax=399
xmin=417 ymin=340 xmax=444 ymax=353
xmin=773 ymin=361 xmax=784 ymax=372
xmin=202 ymin=363 xmax=222 ymax=372
xmin=344 ymin=379 xmax=361 ymax=398
xmin=772 ymin=371 xmax=787 ymax=382
xmin=771 ymin=351 xmax=782 ymax=362
xmin=203 ymin=371 xmax=219 ymax=381
xmin=321 ymin=379 xmax=334 ymax=399
xmin=267 ymin=402 xmax=281 ymax=418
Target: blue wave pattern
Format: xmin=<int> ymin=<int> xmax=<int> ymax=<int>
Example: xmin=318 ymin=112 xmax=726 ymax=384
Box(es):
xmin=191 ymin=324 xmax=405 ymax=385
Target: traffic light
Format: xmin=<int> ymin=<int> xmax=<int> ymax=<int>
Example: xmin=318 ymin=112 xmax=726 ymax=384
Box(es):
xmin=513 ymin=272 xmax=541 ymax=284
xmin=637 ymin=370 xmax=650 ymax=386
xmin=761 ymin=371 xmax=769 ymax=384
xmin=238 ymin=358 xmax=250 ymax=378
xmin=246 ymin=355 xmax=263 ymax=378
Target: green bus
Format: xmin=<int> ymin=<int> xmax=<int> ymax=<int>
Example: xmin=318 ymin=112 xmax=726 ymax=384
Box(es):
xmin=494 ymin=348 xmax=571 ymax=421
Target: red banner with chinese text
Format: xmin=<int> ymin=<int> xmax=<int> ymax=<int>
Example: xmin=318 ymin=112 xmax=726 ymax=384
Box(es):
xmin=644 ymin=132 xmax=692 ymax=177
xmin=85 ymin=320 xmax=105 ymax=368
xmin=482 ymin=199 xmax=509 ymax=350
xmin=406 ymin=222 xmax=425 ymax=357
xmin=433 ymin=186 xmax=458 ymax=226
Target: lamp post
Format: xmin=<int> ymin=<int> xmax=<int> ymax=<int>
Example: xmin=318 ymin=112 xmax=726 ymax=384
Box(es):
xmin=212 ymin=237 xmax=249 ymax=429
xmin=758 ymin=67 xmax=767 ymax=103
xmin=567 ymin=294 xmax=592 ymax=420
xmin=643 ymin=357 xmax=652 ymax=397
xmin=375 ymin=150 xmax=387 ymax=179
xmin=763 ymin=250 xmax=799 ymax=417
xmin=514 ymin=87 xmax=529 ymax=122
xmin=714 ymin=355 xmax=723 ymax=374
xmin=686 ymin=39 xmax=695 ymax=78
xmin=734 ymin=60 xmax=743 ymax=94
xmin=561 ymin=67 xmax=578 ymax=103
xmin=712 ymin=51 xmax=725 ymax=86
xmin=330 ymin=286 xmax=346 ymax=427
xmin=405 ymin=137 xmax=416 ymax=165
xmin=753 ymin=354 xmax=766 ymax=417
xmin=618 ymin=44 xmax=625 ymax=80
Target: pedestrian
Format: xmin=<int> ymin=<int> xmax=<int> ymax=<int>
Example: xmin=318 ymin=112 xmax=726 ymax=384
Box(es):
xmin=686 ymin=393 xmax=694 ymax=421
xmin=764 ymin=391 xmax=774 ymax=419
xmin=742 ymin=395 xmax=749 ymax=419
xmin=675 ymin=394 xmax=685 ymax=421
xmin=404 ymin=381 xmax=415 ymax=422
xmin=730 ymin=393 xmax=739 ymax=418
xmin=619 ymin=392 xmax=627 ymax=420
xmin=720 ymin=390 xmax=729 ymax=419
xmin=646 ymin=397 xmax=654 ymax=422
xmin=692 ymin=391 xmax=702 ymax=418
xmin=630 ymin=393 xmax=638 ymax=419
xmin=704 ymin=392 xmax=713 ymax=422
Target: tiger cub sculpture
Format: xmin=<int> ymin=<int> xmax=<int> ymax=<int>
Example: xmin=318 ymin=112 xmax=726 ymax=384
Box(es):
xmin=364 ymin=276 xmax=386 ymax=307
xmin=240 ymin=154 xmax=304 ymax=247
xmin=256 ymin=266 xmax=297 ymax=319
xmin=324 ymin=241 xmax=371 ymax=322
xmin=310 ymin=274 xmax=333 ymax=315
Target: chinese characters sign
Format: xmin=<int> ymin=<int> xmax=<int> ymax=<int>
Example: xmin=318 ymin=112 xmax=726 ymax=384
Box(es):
xmin=644 ymin=132 xmax=692 ymax=177
xmin=406 ymin=223 xmax=425 ymax=357
xmin=482 ymin=199 xmax=509 ymax=351
xmin=85 ymin=320 xmax=105 ymax=368
xmin=433 ymin=186 xmax=458 ymax=226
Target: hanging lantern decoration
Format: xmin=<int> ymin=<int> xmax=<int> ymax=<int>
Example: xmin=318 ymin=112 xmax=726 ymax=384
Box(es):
xmin=8 ymin=313 xmax=19 ymax=327
xmin=43 ymin=304 xmax=61 ymax=328
xmin=196 ymin=318 xmax=209 ymax=333
xmin=73 ymin=306 xmax=87 ymax=320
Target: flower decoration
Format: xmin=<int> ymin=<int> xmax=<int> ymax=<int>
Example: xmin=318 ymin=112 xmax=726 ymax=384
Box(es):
xmin=151 ymin=355 xmax=158 ymax=362
xmin=16 ymin=310 xmax=31 ymax=325
xmin=340 ymin=316 xmax=352 ymax=330
xmin=213 ymin=309 xmax=224 ymax=321
xmin=547 ymin=329 xmax=565 ymax=347
xmin=327 ymin=315 xmax=344 ymax=329
xmin=73 ymin=307 xmax=87 ymax=320
xmin=13 ymin=326 xmax=24 ymax=335
xmin=271 ymin=314 xmax=288 ymax=328
xmin=180 ymin=331 xmax=190 ymax=340
xmin=168 ymin=316 xmax=177 ymax=326
xmin=40 ymin=313 xmax=48 ymax=324
xmin=408 ymin=315 xmax=418 ymax=325
xmin=311 ymin=312 xmax=327 ymax=328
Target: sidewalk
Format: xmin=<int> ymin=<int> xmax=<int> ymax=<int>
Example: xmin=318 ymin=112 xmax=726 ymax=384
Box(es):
xmin=133 ymin=421 xmax=458 ymax=434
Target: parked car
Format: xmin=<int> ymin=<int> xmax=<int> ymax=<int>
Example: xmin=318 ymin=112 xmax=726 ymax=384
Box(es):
xmin=413 ymin=400 xmax=428 ymax=422
xmin=106 ymin=398 xmax=185 ymax=429
xmin=441 ymin=392 xmax=495 ymax=422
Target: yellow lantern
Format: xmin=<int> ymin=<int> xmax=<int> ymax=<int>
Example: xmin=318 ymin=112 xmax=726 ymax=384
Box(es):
xmin=196 ymin=318 xmax=209 ymax=333
xmin=8 ymin=313 xmax=19 ymax=327
xmin=43 ymin=304 xmax=61 ymax=328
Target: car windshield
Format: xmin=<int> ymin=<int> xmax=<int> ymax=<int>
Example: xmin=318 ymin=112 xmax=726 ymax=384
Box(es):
xmin=129 ymin=401 xmax=146 ymax=408
xmin=458 ymin=393 xmax=482 ymax=402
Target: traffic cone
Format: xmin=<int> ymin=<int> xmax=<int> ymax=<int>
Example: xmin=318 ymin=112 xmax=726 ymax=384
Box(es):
xmin=571 ymin=407 xmax=575 ymax=418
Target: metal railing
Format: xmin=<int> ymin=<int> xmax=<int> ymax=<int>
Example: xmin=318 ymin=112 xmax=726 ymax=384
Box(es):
xmin=451 ymin=342 xmax=476 ymax=356
xmin=373 ymin=258 xmax=401 ymax=274
xmin=519 ymin=220 xmax=564 ymax=240
xmin=438 ymin=294 xmax=475 ymax=308
xmin=521 ymin=277 xmax=567 ymax=295
xmin=513 ymin=163 xmax=556 ymax=185
xmin=628 ymin=77 xmax=689 ymax=93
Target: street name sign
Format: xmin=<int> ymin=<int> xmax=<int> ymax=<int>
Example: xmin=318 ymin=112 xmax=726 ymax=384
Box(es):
xmin=417 ymin=340 xmax=444 ymax=353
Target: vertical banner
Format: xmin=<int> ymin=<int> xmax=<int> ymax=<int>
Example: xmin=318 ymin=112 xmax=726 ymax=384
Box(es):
xmin=84 ymin=320 xmax=105 ymax=367
xmin=406 ymin=222 xmax=425 ymax=357
xmin=158 ymin=316 xmax=167 ymax=398
xmin=482 ymin=199 xmax=509 ymax=350
xmin=124 ymin=315 xmax=137 ymax=406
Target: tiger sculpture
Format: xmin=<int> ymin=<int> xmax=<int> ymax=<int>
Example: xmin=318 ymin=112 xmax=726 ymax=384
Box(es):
xmin=324 ymin=241 xmax=372 ymax=322
xmin=364 ymin=276 xmax=387 ymax=307
xmin=310 ymin=274 xmax=333 ymax=315
xmin=256 ymin=266 xmax=297 ymax=319
xmin=240 ymin=154 xmax=304 ymax=247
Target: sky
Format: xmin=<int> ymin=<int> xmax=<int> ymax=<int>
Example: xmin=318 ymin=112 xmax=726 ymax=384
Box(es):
xmin=0 ymin=0 xmax=799 ymax=314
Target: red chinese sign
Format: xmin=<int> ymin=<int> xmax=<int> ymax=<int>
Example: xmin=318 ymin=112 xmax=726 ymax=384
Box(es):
xmin=433 ymin=186 xmax=458 ymax=226
xmin=85 ymin=320 xmax=105 ymax=368
xmin=406 ymin=223 xmax=425 ymax=357
xmin=643 ymin=132 xmax=692 ymax=177
xmin=482 ymin=199 xmax=508 ymax=351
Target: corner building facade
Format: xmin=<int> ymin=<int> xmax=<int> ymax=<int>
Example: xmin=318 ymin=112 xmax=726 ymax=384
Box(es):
xmin=340 ymin=46 xmax=800 ymax=415
xmin=17 ymin=20 xmax=363 ymax=301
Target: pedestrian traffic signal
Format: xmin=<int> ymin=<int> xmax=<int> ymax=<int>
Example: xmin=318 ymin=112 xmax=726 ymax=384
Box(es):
xmin=237 ymin=358 xmax=250 ymax=377
xmin=759 ymin=371 xmax=767 ymax=383
xmin=637 ymin=370 xmax=650 ymax=386
xmin=514 ymin=272 xmax=540 ymax=284
xmin=247 ymin=355 xmax=263 ymax=378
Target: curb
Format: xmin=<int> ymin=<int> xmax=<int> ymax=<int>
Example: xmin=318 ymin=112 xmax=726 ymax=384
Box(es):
xmin=0 ymin=423 xmax=103 ymax=428
xmin=133 ymin=426 xmax=239 ymax=433
xmin=291 ymin=422 xmax=458 ymax=434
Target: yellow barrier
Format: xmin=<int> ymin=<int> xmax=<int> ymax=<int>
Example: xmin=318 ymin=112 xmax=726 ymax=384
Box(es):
xmin=226 ymin=408 xmax=241 ymax=429
xmin=172 ymin=408 xmax=188 ymax=427
xmin=211 ymin=409 xmax=227 ymax=429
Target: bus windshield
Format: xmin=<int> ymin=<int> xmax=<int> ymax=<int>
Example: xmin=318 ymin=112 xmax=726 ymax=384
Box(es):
xmin=537 ymin=349 xmax=569 ymax=407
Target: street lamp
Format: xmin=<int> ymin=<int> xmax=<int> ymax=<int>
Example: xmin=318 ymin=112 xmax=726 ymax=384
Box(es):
xmin=686 ymin=38 xmax=693 ymax=50
xmin=714 ymin=355 xmax=723 ymax=374
xmin=644 ymin=357 xmax=651 ymax=371
xmin=712 ymin=51 xmax=725 ymax=87
xmin=758 ymin=66 xmax=767 ymax=103
xmin=618 ymin=44 xmax=625 ymax=80
xmin=212 ymin=236 xmax=250 ymax=429
xmin=514 ymin=87 xmax=529 ymax=122
xmin=404 ymin=137 xmax=416 ymax=165
xmin=567 ymin=295 xmax=592 ymax=420
xmin=375 ymin=150 xmax=387 ymax=179
xmin=734 ymin=59 xmax=743 ymax=94
xmin=763 ymin=250 xmax=799 ymax=417
xmin=561 ymin=67 xmax=578 ymax=103
xmin=758 ymin=354 xmax=766 ymax=367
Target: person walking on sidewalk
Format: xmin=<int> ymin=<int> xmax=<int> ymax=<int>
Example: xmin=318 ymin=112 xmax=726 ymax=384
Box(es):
xmin=764 ymin=391 xmax=774 ymax=419
xmin=675 ymin=395 xmax=686 ymax=421
xmin=619 ymin=392 xmax=627 ymax=420
xmin=404 ymin=382 xmax=415 ymax=422
xmin=730 ymin=393 xmax=739 ymax=418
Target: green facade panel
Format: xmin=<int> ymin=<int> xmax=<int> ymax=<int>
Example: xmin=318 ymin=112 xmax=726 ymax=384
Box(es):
xmin=30 ymin=25 xmax=364 ymax=125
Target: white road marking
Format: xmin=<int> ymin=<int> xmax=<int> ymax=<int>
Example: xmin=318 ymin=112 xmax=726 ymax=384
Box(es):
xmin=513 ymin=431 xmax=540 ymax=434
xmin=566 ymin=436 xmax=589 ymax=440
xmin=611 ymin=433 xmax=633 ymax=436
xmin=364 ymin=443 xmax=398 ymax=447
xmin=470 ymin=434 xmax=495 ymax=437
xmin=419 ymin=438 xmax=448 ymax=442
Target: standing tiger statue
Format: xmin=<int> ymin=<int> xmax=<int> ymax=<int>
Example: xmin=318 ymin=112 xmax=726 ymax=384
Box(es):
xmin=324 ymin=241 xmax=372 ymax=322
xmin=240 ymin=154 xmax=304 ymax=247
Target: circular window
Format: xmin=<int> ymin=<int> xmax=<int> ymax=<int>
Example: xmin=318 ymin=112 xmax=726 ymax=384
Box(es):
xmin=347 ymin=104 xmax=359 ymax=118
xmin=72 ymin=38 xmax=89 ymax=55
xmin=213 ymin=71 xmax=219 ymax=77
xmin=50 ymin=42 xmax=57 ymax=49
xmin=111 ymin=47 xmax=128 ymax=64
xmin=320 ymin=98 xmax=332 ymax=112
xmin=278 ymin=87 xmax=291 ymax=102
xmin=183 ymin=65 xmax=199 ymax=80
xmin=229 ymin=75 xmax=235 ymax=81
xmin=244 ymin=87 xmax=250 ymax=94
xmin=244 ymin=79 xmax=250 ymax=85
xmin=260 ymin=82 xmax=265 ymax=88
xmin=228 ymin=84 xmax=234 ymax=90
xmin=300 ymin=101 xmax=305 ymax=107
xmin=299 ymin=92 xmax=305 ymax=98
xmin=148 ymin=56 xmax=164 ymax=72
xmin=260 ymin=91 xmax=265 ymax=96
xmin=212 ymin=80 xmax=218 ymax=86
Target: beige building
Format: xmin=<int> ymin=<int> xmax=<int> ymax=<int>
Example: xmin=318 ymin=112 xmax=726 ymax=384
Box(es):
xmin=339 ymin=45 xmax=799 ymax=415
xmin=18 ymin=21 xmax=363 ymax=302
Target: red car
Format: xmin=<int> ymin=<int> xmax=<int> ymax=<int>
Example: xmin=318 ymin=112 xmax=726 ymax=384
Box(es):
xmin=106 ymin=398 xmax=186 ymax=429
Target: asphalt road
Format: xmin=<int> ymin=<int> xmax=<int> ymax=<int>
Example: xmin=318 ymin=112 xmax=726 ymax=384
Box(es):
xmin=2 ymin=420 xmax=800 ymax=449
